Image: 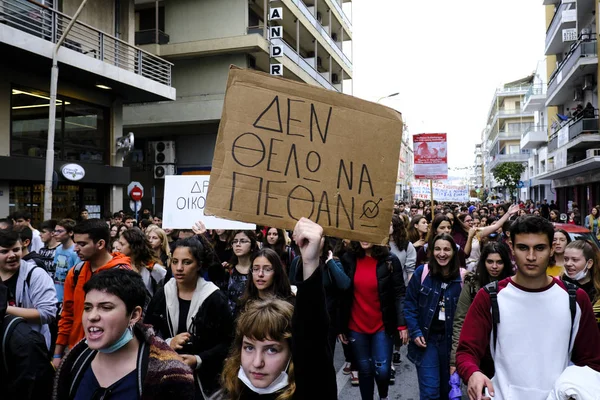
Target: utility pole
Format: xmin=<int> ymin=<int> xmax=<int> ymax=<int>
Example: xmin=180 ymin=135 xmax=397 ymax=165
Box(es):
xmin=44 ymin=0 xmax=88 ymax=220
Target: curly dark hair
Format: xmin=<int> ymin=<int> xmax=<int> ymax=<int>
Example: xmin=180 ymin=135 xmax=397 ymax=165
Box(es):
xmin=240 ymin=248 xmax=293 ymax=307
xmin=391 ymin=214 xmax=409 ymax=251
xmin=120 ymin=227 xmax=158 ymax=267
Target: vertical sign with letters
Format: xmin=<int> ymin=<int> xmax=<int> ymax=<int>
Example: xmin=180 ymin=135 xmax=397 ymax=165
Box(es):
xmin=269 ymin=6 xmax=283 ymax=76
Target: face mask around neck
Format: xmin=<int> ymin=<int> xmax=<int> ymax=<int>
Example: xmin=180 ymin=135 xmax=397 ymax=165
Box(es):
xmin=238 ymin=357 xmax=291 ymax=395
xmin=89 ymin=323 xmax=135 ymax=354
xmin=568 ymin=267 xmax=588 ymax=282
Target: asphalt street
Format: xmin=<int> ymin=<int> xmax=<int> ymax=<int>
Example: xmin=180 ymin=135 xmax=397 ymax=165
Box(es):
xmin=334 ymin=343 xmax=468 ymax=399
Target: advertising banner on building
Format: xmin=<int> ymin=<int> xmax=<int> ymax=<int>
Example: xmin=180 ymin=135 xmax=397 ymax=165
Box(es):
xmin=413 ymin=133 xmax=448 ymax=180
xmin=162 ymin=175 xmax=256 ymax=230
xmin=204 ymin=66 xmax=404 ymax=244
xmin=411 ymin=181 xmax=469 ymax=202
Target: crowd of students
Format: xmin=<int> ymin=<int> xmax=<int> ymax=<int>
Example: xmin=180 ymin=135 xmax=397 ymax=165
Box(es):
xmin=1 ymin=199 xmax=600 ymax=400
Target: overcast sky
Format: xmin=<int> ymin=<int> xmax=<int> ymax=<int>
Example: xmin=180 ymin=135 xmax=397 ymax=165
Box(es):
xmin=350 ymin=0 xmax=547 ymax=177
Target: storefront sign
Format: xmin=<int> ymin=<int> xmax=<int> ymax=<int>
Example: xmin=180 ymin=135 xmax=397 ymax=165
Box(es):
xmin=204 ymin=67 xmax=403 ymax=244
xmin=413 ymin=133 xmax=448 ymax=180
xmin=163 ymin=175 xmax=256 ymax=230
xmin=61 ymin=163 xmax=85 ymax=181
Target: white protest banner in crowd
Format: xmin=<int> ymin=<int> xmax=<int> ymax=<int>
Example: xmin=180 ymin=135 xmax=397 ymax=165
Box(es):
xmin=162 ymin=175 xmax=256 ymax=230
xmin=411 ymin=181 xmax=469 ymax=202
xmin=413 ymin=133 xmax=448 ymax=180
xmin=204 ymin=67 xmax=403 ymax=244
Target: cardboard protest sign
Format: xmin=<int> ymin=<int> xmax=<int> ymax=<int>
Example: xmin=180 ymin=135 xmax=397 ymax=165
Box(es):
xmin=205 ymin=66 xmax=403 ymax=244
xmin=162 ymin=175 xmax=256 ymax=230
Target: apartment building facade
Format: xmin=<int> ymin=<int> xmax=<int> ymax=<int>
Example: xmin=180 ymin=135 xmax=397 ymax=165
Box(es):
xmin=472 ymin=142 xmax=482 ymax=194
xmin=396 ymin=133 xmax=413 ymax=201
xmin=123 ymin=0 xmax=353 ymax=214
xmin=535 ymin=0 xmax=599 ymax=214
xmin=482 ymin=77 xmax=535 ymax=201
xmin=520 ymin=60 xmax=553 ymax=203
xmin=0 ymin=0 xmax=174 ymax=224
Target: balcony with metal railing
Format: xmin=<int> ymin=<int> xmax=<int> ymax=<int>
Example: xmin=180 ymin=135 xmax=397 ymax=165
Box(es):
xmin=521 ymin=125 xmax=548 ymax=150
xmin=488 ymin=152 xmax=530 ymax=171
xmin=545 ymin=1 xmax=577 ymax=55
xmin=569 ymin=111 xmax=598 ymax=141
xmin=291 ymin=0 xmax=352 ymax=69
xmin=548 ymin=133 xmax=559 ymax=152
xmin=271 ymin=38 xmax=337 ymax=91
xmin=0 ymin=0 xmax=174 ymax=100
xmin=546 ymin=38 xmax=597 ymax=105
xmin=327 ymin=0 xmax=352 ymax=31
xmin=523 ymin=84 xmax=546 ymax=112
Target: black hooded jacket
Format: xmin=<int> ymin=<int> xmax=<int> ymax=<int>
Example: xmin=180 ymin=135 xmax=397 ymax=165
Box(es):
xmin=0 ymin=283 xmax=53 ymax=400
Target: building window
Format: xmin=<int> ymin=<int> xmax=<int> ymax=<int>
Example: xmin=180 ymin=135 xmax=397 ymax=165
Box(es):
xmin=11 ymin=86 xmax=108 ymax=163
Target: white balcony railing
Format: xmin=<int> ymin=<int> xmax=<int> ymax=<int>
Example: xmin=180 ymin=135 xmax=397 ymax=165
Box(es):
xmin=328 ymin=0 xmax=352 ymax=30
xmin=291 ymin=0 xmax=352 ymax=68
xmin=0 ymin=0 xmax=172 ymax=86
xmin=272 ymin=38 xmax=337 ymax=91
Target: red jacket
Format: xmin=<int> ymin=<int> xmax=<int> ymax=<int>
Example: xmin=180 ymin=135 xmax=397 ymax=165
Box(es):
xmin=57 ymin=253 xmax=131 ymax=348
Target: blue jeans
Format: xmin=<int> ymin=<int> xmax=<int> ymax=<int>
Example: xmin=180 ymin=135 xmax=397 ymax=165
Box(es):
xmin=348 ymin=330 xmax=393 ymax=400
xmin=416 ymin=333 xmax=450 ymax=400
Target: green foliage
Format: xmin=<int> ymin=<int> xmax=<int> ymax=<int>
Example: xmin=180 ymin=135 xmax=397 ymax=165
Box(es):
xmin=492 ymin=162 xmax=526 ymax=200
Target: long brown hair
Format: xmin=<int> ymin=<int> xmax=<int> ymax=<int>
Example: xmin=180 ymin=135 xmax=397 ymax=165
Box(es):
xmin=240 ymin=248 xmax=293 ymax=306
xmin=408 ymin=215 xmax=427 ymax=243
xmin=391 ymin=214 xmax=409 ymax=251
xmin=220 ymin=299 xmax=296 ymax=400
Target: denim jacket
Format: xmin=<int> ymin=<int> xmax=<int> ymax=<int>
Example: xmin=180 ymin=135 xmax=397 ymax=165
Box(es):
xmin=405 ymin=264 xmax=462 ymax=366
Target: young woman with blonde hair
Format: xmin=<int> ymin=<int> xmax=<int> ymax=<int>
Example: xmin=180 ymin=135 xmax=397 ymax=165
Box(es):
xmin=147 ymin=226 xmax=172 ymax=267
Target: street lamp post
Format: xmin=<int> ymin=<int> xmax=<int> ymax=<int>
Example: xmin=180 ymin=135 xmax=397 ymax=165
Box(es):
xmin=377 ymin=92 xmax=399 ymax=103
xmin=44 ymin=0 xmax=88 ymax=220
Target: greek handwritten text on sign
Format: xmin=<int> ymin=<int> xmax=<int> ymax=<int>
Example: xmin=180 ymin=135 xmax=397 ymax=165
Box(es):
xmin=205 ymin=67 xmax=403 ymax=244
xmin=163 ymin=175 xmax=255 ymax=230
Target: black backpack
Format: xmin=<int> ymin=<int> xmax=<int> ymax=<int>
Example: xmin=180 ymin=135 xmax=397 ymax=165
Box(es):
xmin=484 ymin=280 xmax=578 ymax=352
xmin=0 ymin=315 xmax=54 ymax=400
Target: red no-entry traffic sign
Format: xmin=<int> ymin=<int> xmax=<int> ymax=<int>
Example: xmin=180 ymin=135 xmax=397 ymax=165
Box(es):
xmin=130 ymin=186 xmax=143 ymax=201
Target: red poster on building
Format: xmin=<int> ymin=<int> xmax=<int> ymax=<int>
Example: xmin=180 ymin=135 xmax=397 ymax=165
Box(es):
xmin=413 ymin=133 xmax=448 ymax=180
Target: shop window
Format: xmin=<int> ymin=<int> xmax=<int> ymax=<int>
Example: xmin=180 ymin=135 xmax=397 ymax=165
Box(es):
xmin=10 ymin=183 xmax=104 ymax=227
xmin=11 ymin=86 xmax=108 ymax=163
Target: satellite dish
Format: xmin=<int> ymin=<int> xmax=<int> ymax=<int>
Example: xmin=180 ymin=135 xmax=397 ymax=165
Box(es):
xmin=116 ymin=132 xmax=135 ymax=160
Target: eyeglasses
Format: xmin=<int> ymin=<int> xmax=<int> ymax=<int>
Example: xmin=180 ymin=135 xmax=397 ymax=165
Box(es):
xmin=232 ymin=239 xmax=251 ymax=245
xmin=252 ymin=267 xmax=274 ymax=274
xmin=53 ymin=229 xmax=66 ymax=234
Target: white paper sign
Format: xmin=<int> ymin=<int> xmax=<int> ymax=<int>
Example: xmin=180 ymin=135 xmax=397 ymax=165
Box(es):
xmin=163 ymin=175 xmax=256 ymax=230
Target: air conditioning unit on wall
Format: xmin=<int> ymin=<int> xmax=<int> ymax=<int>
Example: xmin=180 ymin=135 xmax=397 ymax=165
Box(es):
xmin=586 ymin=148 xmax=600 ymax=158
xmin=151 ymin=141 xmax=176 ymax=164
xmin=154 ymin=164 xmax=176 ymax=179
